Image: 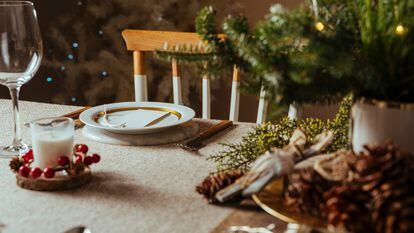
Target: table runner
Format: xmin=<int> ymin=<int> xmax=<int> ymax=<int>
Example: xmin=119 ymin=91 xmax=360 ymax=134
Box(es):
xmin=0 ymin=99 xmax=255 ymax=233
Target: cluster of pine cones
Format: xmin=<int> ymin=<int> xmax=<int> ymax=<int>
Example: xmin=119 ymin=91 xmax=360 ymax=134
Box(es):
xmin=285 ymin=141 xmax=414 ymax=233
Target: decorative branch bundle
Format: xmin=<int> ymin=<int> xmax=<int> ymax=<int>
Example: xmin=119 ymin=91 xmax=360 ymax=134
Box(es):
xmin=214 ymin=129 xmax=334 ymax=203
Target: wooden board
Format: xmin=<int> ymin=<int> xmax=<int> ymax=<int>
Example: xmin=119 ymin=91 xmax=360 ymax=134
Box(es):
xmin=16 ymin=168 xmax=92 ymax=191
xmin=122 ymin=30 xmax=225 ymax=52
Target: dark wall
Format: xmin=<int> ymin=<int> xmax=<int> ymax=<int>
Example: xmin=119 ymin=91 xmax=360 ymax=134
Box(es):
xmin=0 ymin=0 xmax=78 ymax=101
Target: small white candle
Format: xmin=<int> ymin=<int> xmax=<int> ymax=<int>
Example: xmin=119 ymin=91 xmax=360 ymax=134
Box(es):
xmin=30 ymin=117 xmax=74 ymax=169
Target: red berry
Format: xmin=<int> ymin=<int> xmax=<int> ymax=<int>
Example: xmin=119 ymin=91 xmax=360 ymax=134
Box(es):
xmin=23 ymin=149 xmax=33 ymax=158
xmin=43 ymin=168 xmax=55 ymax=179
xmin=58 ymin=156 xmax=70 ymax=166
xmin=19 ymin=166 xmax=30 ymax=177
xmin=75 ymin=144 xmax=88 ymax=153
xmin=22 ymin=149 xmax=34 ymax=164
xmin=91 ymin=153 xmax=101 ymax=163
xmin=84 ymin=156 xmax=93 ymax=166
xmin=75 ymin=155 xmax=83 ymax=164
xmin=30 ymin=167 xmax=42 ymax=179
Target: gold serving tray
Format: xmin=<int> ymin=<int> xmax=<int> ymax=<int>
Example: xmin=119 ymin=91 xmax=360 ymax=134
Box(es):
xmin=252 ymin=178 xmax=327 ymax=228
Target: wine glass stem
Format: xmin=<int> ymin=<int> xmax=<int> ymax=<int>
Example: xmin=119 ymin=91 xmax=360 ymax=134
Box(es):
xmin=9 ymin=87 xmax=22 ymax=146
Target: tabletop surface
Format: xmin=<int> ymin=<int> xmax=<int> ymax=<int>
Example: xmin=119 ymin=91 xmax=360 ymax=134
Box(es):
xmin=0 ymin=99 xmax=265 ymax=233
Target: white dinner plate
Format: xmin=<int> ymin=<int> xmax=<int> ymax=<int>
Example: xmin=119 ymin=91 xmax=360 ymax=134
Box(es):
xmin=79 ymin=102 xmax=195 ymax=134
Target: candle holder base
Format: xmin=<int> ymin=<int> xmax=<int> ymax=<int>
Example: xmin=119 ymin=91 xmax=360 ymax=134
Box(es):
xmin=16 ymin=167 xmax=92 ymax=191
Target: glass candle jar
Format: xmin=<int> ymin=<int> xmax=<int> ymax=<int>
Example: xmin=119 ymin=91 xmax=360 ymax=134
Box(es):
xmin=30 ymin=117 xmax=74 ymax=169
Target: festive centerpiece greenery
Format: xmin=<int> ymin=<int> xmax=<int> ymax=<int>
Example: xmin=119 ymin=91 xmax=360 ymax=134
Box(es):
xmin=209 ymin=95 xmax=351 ymax=172
xmin=157 ymin=0 xmax=414 ymax=104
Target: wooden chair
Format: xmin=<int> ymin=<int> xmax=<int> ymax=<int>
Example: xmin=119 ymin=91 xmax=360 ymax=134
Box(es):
xmin=122 ymin=30 xmax=269 ymax=123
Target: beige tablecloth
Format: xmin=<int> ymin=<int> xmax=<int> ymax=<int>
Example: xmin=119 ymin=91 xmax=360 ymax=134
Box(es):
xmin=0 ymin=99 xmax=255 ymax=233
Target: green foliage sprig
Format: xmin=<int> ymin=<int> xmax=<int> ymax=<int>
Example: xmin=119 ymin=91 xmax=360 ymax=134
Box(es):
xmin=156 ymin=43 xmax=215 ymax=63
xmin=209 ymin=95 xmax=352 ymax=172
xmin=156 ymin=6 xmax=251 ymax=77
xmin=349 ymin=0 xmax=414 ymax=102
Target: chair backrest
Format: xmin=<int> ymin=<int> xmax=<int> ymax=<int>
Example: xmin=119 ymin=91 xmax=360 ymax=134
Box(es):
xmin=122 ymin=29 xmax=269 ymax=123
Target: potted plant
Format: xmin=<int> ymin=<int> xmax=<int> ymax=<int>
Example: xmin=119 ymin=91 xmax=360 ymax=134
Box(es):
xmin=343 ymin=1 xmax=414 ymax=153
xmin=157 ymin=0 xmax=414 ymax=153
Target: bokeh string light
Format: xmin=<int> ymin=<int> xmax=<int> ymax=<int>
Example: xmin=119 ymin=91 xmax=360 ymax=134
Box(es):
xmin=395 ymin=24 xmax=407 ymax=35
xmin=101 ymin=70 xmax=108 ymax=77
xmin=315 ymin=22 xmax=325 ymax=32
xmin=42 ymin=0 xmax=239 ymax=106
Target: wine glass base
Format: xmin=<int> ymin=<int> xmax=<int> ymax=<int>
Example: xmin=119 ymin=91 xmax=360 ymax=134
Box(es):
xmin=0 ymin=143 xmax=29 ymax=158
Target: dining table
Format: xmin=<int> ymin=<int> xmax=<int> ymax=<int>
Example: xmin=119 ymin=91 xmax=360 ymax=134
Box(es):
xmin=0 ymin=99 xmax=287 ymax=233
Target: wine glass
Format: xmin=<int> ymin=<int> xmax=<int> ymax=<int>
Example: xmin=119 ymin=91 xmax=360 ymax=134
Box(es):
xmin=0 ymin=1 xmax=42 ymax=157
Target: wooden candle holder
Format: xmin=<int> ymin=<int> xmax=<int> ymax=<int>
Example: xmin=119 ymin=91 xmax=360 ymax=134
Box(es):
xmin=16 ymin=167 xmax=92 ymax=191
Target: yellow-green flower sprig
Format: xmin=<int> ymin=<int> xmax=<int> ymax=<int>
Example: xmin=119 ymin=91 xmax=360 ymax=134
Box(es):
xmin=209 ymin=95 xmax=352 ymax=172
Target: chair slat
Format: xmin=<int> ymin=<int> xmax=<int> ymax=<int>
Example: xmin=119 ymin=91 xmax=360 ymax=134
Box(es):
xmin=288 ymin=103 xmax=303 ymax=119
xmin=123 ymin=29 xmax=271 ymax=123
xmin=256 ymin=87 xmax=268 ymax=124
xmin=229 ymin=66 xmax=240 ymax=122
xmin=171 ymin=59 xmax=183 ymax=105
xmin=122 ymin=30 xmax=225 ymax=52
xmin=133 ymin=51 xmax=148 ymax=102
xmin=202 ymin=76 xmax=211 ymax=119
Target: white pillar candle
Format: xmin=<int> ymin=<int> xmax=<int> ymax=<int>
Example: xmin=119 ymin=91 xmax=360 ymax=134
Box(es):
xmin=30 ymin=117 xmax=74 ymax=169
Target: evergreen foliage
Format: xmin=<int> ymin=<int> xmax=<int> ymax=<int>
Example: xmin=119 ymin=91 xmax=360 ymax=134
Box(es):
xmin=209 ymin=95 xmax=352 ymax=172
xmin=157 ymin=0 xmax=414 ymax=104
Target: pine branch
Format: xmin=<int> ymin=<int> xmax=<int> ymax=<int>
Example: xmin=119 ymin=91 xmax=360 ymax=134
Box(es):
xmin=195 ymin=6 xmax=221 ymax=49
xmin=154 ymin=1 xmax=414 ymax=104
xmin=155 ymin=43 xmax=215 ymax=64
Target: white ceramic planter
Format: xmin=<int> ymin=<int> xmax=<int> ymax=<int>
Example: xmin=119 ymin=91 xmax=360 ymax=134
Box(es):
xmin=352 ymin=99 xmax=414 ymax=153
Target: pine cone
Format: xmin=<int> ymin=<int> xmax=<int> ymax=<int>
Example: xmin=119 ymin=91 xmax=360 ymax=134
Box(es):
xmin=285 ymin=142 xmax=414 ymax=232
xmin=196 ymin=170 xmax=244 ymax=204
xmin=9 ymin=156 xmax=23 ymax=172
xmin=324 ymin=185 xmax=374 ymax=233
xmin=350 ymin=142 xmax=403 ymax=191
xmin=372 ymin=185 xmax=414 ymax=233
xmin=285 ymin=168 xmax=336 ymax=217
xmin=353 ymin=142 xmax=414 ymax=233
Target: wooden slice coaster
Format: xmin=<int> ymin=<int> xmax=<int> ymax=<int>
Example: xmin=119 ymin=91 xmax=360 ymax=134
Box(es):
xmin=16 ymin=168 xmax=92 ymax=191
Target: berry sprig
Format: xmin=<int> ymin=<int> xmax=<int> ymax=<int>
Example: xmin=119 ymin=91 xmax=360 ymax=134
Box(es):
xmin=9 ymin=144 xmax=100 ymax=179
